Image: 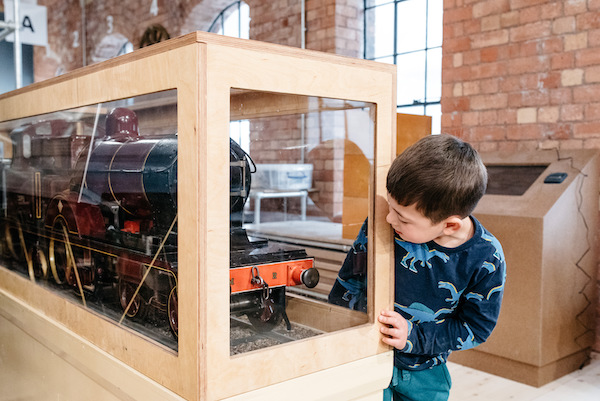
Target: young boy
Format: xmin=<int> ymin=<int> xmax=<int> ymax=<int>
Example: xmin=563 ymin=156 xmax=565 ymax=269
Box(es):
xmin=329 ymin=134 xmax=506 ymax=401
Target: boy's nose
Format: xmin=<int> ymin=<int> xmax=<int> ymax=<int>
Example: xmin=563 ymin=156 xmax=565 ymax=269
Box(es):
xmin=385 ymin=211 xmax=394 ymax=225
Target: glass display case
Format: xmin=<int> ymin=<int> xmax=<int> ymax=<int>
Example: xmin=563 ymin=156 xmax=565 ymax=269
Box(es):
xmin=0 ymin=32 xmax=396 ymax=400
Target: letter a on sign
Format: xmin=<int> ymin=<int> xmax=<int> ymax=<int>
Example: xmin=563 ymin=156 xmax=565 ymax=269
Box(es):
xmin=3 ymin=1 xmax=48 ymax=46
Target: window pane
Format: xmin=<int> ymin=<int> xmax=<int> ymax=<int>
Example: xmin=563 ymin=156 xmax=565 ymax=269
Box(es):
xmin=397 ymin=105 xmax=425 ymax=115
xmin=223 ymin=5 xmax=241 ymax=37
xmin=372 ymin=56 xmax=395 ymax=65
xmin=427 ymin=0 xmax=443 ymax=48
xmin=426 ymin=47 xmax=442 ymax=101
xmin=209 ymin=1 xmax=250 ymax=39
xmin=396 ymin=0 xmax=427 ymax=54
xmin=239 ymin=2 xmax=250 ymax=39
xmin=426 ymin=103 xmax=441 ymax=135
xmin=366 ymin=3 xmax=395 ymax=59
xmin=397 ymin=51 xmax=426 ymax=106
xmin=365 ymin=0 xmax=394 ymax=7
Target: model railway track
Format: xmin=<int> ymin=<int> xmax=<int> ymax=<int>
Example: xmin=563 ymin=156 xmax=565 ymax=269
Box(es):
xmin=230 ymin=316 xmax=322 ymax=355
xmin=230 ymin=317 xmax=294 ymax=347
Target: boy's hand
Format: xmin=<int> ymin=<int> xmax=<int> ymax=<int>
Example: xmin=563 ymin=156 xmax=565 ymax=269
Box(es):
xmin=378 ymin=310 xmax=409 ymax=350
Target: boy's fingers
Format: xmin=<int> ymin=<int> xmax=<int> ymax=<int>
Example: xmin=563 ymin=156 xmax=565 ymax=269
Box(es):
xmin=380 ymin=335 xmax=404 ymax=349
xmin=378 ymin=312 xmax=401 ymax=326
xmin=381 ymin=323 xmax=403 ymax=334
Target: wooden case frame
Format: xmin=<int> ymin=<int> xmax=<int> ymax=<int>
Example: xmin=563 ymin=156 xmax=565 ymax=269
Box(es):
xmin=0 ymin=32 xmax=396 ymax=400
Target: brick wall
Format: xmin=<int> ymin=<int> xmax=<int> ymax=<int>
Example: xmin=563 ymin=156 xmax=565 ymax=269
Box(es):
xmin=34 ymin=0 xmax=363 ymax=78
xmin=441 ymin=0 xmax=600 ymax=351
xmin=33 ymin=0 xmax=83 ymax=80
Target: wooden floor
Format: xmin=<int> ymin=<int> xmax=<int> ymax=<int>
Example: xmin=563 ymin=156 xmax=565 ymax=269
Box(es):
xmin=447 ymin=353 xmax=600 ymax=400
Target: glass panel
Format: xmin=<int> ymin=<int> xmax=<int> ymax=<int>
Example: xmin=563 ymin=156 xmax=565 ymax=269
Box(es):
xmin=365 ymin=0 xmax=393 ymax=7
xmin=427 ymin=0 xmax=443 ymax=48
xmin=365 ymin=3 xmax=395 ymax=59
xmin=397 ymin=105 xmax=425 ymax=116
xmin=426 ymin=103 xmax=441 ymax=135
xmin=222 ymin=1 xmax=250 ymax=39
xmin=397 ymin=51 xmax=426 ymax=106
xmin=396 ymin=0 xmax=426 ymax=54
xmin=372 ymin=56 xmax=395 ymax=65
xmin=426 ymin=47 xmax=442 ymax=102
xmin=239 ymin=2 xmax=250 ymax=39
xmin=229 ymin=89 xmax=375 ymax=355
xmin=0 ymin=90 xmax=179 ymax=351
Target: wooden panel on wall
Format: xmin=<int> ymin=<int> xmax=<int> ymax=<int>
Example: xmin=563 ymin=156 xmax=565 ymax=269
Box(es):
xmin=396 ymin=113 xmax=431 ymax=155
xmin=341 ymin=113 xmax=431 ymax=240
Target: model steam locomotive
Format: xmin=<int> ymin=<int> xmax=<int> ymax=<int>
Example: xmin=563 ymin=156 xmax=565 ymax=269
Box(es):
xmin=0 ymin=107 xmax=318 ymax=338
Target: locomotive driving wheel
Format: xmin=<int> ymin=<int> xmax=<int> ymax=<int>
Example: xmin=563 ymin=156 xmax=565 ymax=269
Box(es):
xmin=168 ymin=286 xmax=178 ymax=337
xmin=49 ymin=219 xmax=87 ymax=306
xmin=49 ymin=220 xmax=72 ymax=285
xmin=5 ymin=219 xmax=26 ymax=261
xmin=27 ymin=248 xmax=48 ymax=283
xmin=118 ymin=279 xmax=146 ymax=319
xmin=246 ymin=287 xmax=285 ymax=332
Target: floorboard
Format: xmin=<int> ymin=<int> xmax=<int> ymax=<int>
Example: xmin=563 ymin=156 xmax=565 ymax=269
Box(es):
xmin=448 ymin=353 xmax=600 ymax=400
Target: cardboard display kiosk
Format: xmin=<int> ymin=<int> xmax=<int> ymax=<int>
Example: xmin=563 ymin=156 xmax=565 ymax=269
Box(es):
xmin=449 ymin=149 xmax=599 ymax=387
xmin=0 ymin=32 xmax=396 ymax=400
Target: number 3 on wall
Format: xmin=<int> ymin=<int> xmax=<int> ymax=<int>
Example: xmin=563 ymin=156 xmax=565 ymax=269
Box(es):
xmin=106 ymin=15 xmax=113 ymax=34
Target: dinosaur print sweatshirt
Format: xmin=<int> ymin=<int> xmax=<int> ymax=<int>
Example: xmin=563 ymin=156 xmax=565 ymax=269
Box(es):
xmin=328 ymin=217 xmax=506 ymax=371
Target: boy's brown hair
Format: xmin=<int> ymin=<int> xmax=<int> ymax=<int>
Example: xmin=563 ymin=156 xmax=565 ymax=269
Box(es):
xmin=386 ymin=134 xmax=488 ymax=224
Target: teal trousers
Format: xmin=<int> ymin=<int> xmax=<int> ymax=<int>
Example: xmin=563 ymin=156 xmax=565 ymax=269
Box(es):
xmin=383 ymin=363 xmax=452 ymax=401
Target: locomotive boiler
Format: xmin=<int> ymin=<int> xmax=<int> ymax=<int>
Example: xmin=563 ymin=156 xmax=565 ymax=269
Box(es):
xmin=0 ymin=107 xmax=318 ymax=340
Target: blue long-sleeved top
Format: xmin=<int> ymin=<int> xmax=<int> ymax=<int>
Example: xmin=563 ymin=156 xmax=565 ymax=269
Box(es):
xmin=329 ymin=217 xmax=506 ymax=370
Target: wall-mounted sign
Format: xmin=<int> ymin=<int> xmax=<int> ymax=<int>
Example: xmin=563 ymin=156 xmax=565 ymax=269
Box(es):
xmin=3 ymin=1 xmax=48 ymax=47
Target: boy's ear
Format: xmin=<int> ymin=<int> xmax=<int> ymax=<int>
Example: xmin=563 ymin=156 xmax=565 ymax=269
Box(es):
xmin=442 ymin=216 xmax=463 ymax=234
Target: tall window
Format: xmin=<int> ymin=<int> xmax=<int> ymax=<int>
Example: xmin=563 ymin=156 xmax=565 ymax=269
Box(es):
xmin=208 ymin=1 xmax=250 ymax=39
xmin=364 ymin=0 xmax=442 ymax=134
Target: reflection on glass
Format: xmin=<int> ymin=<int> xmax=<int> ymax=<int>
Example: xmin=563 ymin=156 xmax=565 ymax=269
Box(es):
xmin=229 ymin=89 xmax=375 ymax=355
xmin=0 ymin=90 xmax=179 ymax=351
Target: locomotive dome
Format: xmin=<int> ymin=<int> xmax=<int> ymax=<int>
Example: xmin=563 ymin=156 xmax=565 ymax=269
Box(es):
xmin=105 ymin=107 xmax=139 ymax=140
